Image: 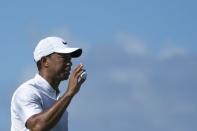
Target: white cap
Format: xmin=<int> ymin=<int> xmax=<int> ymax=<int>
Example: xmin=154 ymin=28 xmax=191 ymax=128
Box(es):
xmin=33 ymin=36 xmax=82 ymax=62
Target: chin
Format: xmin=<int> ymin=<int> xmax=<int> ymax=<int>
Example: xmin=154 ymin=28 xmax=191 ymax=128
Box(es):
xmin=61 ymin=74 xmax=69 ymax=80
xmin=63 ymin=76 xmax=69 ymax=80
xmin=57 ymin=73 xmax=69 ymax=81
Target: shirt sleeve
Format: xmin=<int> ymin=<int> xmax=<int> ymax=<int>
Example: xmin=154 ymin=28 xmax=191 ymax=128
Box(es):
xmin=13 ymin=86 xmax=43 ymax=126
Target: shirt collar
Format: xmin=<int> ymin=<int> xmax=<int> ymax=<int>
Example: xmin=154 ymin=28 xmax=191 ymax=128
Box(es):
xmin=34 ymin=73 xmax=60 ymax=99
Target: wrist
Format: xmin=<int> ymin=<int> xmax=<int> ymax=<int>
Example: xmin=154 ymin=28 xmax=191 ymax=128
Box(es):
xmin=64 ymin=90 xmax=75 ymax=98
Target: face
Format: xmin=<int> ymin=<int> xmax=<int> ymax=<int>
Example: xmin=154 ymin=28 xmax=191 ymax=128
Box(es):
xmin=46 ymin=53 xmax=72 ymax=81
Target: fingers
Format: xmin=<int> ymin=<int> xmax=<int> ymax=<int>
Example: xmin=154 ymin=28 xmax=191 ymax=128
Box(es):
xmin=74 ymin=64 xmax=84 ymax=74
xmin=78 ymin=76 xmax=86 ymax=87
xmin=75 ymin=64 xmax=86 ymax=84
xmin=67 ymin=64 xmax=86 ymax=95
xmin=73 ymin=64 xmax=86 ymax=79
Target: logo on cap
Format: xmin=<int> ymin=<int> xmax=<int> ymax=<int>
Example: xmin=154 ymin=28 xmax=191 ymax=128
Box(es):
xmin=63 ymin=42 xmax=67 ymax=45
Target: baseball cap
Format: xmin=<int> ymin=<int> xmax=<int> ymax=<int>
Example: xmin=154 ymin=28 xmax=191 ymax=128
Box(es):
xmin=33 ymin=36 xmax=82 ymax=62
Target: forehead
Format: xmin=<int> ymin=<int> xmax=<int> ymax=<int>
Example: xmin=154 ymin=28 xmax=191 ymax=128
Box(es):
xmin=52 ymin=53 xmax=71 ymax=57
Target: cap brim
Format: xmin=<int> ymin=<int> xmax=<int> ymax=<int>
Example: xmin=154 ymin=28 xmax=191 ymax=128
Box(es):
xmin=55 ymin=48 xmax=82 ymax=58
xmin=70 ymin=48 xmax=82 ymax=58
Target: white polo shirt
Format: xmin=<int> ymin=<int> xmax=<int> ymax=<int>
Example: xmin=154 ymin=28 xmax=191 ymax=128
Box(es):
xmin=11 ymin=74 xmax=68 ymax=131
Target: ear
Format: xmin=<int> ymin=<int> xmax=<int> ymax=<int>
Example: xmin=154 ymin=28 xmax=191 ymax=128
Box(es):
xmin=40 ymin=57 xmax=49 ymax=68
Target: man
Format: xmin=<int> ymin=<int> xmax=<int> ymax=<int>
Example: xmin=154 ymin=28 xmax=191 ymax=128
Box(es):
xmin=11 ymin=36 xmax=86 ymax=131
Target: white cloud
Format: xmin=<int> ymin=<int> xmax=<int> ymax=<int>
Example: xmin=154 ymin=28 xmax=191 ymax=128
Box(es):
xmin=159 ymin=46 xmax=188 ymax=60
xmin=109 ymin=67 xmax=150 ymax=86
xmin=116 ymin=32 xmax=149 ymax=56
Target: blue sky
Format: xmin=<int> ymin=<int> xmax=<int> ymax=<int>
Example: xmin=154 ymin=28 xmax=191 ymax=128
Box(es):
xmin=0 ymin=0 xmax=197 ymax=131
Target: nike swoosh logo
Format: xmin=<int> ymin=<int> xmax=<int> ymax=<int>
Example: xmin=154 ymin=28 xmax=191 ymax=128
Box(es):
xmin=63 ymin=41 xmax=67 ymax=45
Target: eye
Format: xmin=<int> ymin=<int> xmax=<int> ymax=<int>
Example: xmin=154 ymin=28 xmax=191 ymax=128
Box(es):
xmin=60 ymin=55 xmax=71 ymax=61
xmin=56 ymin=53 xmax=71 ymax=61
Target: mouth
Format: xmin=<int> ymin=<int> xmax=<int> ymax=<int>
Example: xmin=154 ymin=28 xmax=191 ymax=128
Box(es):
xmin=64 ymin=67 xmax=71 ymax=75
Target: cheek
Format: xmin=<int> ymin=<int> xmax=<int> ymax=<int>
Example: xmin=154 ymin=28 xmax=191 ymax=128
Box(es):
xmin=48 ymin=58 xmax=67 ymax=73
xmin=48 ymin=62 xmax=62 ymax=73
xmin=54 ymin=62 xmax=66 ymax=72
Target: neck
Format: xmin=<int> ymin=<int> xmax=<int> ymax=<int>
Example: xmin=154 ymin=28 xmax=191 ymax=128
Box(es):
xmin=39 ymin=71 xmax=60 ymax=92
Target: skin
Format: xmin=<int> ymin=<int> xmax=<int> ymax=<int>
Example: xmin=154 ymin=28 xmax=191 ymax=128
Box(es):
xmin=26 ymin=53 xmax=86 ymax=131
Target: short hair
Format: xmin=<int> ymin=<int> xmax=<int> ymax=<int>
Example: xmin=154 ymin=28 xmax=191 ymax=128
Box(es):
xmin=36 ymin=53 xmax=54 ymax=71
xmin=36 ymin=60 xmax=42 ymax=71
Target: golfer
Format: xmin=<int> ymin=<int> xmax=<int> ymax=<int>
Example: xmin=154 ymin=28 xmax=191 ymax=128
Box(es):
xmin=11 ymin=36 xmax=86 ymax=131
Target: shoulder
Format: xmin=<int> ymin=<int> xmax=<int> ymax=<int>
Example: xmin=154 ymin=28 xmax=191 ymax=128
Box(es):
xmin=11 ymin=78 xmax=42 ymax=106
